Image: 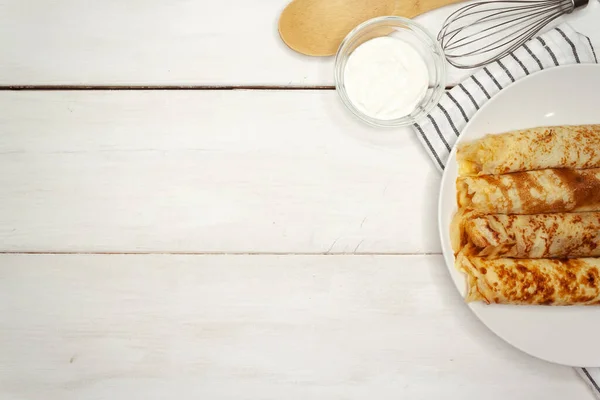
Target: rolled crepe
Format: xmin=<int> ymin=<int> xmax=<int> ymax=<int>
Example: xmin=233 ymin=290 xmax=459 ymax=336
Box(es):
xmin=456 ymin=253 xmax=600 ymax=305
xmin=452 ymin=212 xmax=600 ymax=258
xmin=457 ymin=168 xmax=600 ymax=214
xmin=457 ymin=124 xmax=600 ymax=176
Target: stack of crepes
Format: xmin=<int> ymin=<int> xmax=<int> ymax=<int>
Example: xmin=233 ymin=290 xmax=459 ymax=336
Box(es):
xmin=452 ymin=124 xmax=600 ymax=305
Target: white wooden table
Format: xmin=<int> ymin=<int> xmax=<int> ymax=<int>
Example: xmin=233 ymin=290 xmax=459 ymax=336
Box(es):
xmin=1 ymin=1 xmax=599 ymax=399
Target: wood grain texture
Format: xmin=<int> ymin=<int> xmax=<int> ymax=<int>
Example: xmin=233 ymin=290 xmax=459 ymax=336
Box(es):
xmin=0 ymin=254 xmax=593 ymax=400
xmin=0 ymin=90 xmax=440 ymax=254
xmin=3 ymin=0 xmax=597 ymax=86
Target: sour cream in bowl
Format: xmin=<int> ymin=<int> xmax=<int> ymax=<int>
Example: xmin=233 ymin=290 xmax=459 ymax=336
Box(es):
xmin=335 ymin=16 xmax=446 ymax=127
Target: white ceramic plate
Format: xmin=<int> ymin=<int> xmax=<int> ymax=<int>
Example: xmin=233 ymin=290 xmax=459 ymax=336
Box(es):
xmin=439 ymin=64 xmax=600 ymax=367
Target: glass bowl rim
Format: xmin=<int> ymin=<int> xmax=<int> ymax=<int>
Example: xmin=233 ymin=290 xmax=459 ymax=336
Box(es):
xmin=334 ymin=16 xmax=447 ymax=128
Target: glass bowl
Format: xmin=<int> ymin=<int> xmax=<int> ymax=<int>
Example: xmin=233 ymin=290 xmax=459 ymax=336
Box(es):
xmin=334 ymin=16 xmax=446 ymax=127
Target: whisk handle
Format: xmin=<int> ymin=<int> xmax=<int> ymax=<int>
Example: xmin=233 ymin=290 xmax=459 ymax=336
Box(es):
xmin=571 ymin=0 xmax=589 ymax=11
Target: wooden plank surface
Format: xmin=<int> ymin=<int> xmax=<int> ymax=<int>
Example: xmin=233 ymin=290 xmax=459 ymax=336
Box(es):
xmin=2 ymin=1 xmax=599 ymax=396
xmin=0 ymin=90 xmax=440 ymax=254
xmin=0 ymin=254 xmax=593 ymax=400
xmin=1 ymin=0 xmax=598 ymax=86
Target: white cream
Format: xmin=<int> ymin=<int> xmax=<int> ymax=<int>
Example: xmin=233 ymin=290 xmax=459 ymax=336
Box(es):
xmin=343 ymin=36 xmax=429 ymax=120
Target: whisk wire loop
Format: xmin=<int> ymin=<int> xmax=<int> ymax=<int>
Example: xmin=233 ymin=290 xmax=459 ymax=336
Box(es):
xmin=438 ymin=0 xmax=584 ymax=68
xmin=444 ymin=6 xmax=567 ymax=51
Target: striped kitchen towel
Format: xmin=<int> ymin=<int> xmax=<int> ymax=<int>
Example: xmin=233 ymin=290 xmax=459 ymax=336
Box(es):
xmin=578 ymin=368 xmax=600 ymax=399
xmin=414 ymin=23 xmax=600 ymax=399
xmin=413 ymin=23 xmax=598 ymax=171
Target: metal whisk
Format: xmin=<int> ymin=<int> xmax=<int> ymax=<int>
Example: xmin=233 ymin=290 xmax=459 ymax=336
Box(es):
xmin=438 ymin=0 xmax=589 ymax=69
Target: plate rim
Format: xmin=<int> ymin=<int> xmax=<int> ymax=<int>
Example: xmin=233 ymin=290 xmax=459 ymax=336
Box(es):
xmin=437 ymin=63 xmax=600 ymax=367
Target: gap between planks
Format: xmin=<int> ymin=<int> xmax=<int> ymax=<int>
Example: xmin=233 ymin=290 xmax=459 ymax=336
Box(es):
xmin=0 ymin=85 xmax=335 ymax=91
xmin=0 ymin=251 xmax=443 ymax=256
xmin=0 ymin=85 xmax=455 ymax=91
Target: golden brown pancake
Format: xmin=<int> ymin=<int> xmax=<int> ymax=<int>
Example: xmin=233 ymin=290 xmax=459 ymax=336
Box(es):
xmin=458 ymin=125 xmax=600 ymax=176
xmin=452 ymin=212 xmax=600 ymax=258
xmin=457 ymin=168 xmax=600 ymax=214
xmin=456 ymin=253 xmax=600 ymax=305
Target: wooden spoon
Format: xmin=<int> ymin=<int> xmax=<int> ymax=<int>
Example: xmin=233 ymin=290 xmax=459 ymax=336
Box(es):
xmin=278 ymin=0 xmax=468 ymax=56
